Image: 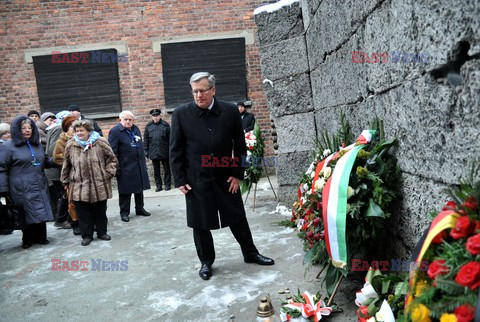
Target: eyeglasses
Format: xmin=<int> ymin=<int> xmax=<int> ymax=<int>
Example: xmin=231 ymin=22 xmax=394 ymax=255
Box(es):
xmin=191 ymin=87 xmax=213 ymax=95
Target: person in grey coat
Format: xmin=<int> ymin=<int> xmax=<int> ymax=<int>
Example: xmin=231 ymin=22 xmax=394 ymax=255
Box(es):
xmin=144 ymin=108 xmax=171 ymax=192
xmin=108 ymin=111 xmax=151 ymax=222
xmin=0 ymin=115 xmax=54 ymax=249
xmin=170 ymin=72 xmax=274 ymax=280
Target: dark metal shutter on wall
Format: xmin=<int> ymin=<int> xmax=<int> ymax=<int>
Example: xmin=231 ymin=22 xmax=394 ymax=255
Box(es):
xmin=161 ymin=38 xmax=247 ymax=110
xmin=32 ymin=48 xmax=122 ymax=117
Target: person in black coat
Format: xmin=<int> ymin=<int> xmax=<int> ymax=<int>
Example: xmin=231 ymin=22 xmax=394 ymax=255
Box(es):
xmin=170 ymin=72 xmax=274 ymax=280
xmin=108 ymin=111 xmax=151 ymax=222
xmin=237 ymin=101 xmax=255 ymax=133
xmin=0 ymin=115 xmax=54 ymax=248
xmin=144 ymin=109 xmax=171 ymax=192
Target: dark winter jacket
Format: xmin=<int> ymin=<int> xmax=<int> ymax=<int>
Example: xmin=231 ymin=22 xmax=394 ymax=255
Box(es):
xmin=144 ymin=119 xmax=170 ymax=160
xmin=44 ymin=124 xmax=63 ymax=182
xmin=170 ymin=98 xmax=247 ymax=230
xmin=0 ymin=115 xmax=54 ymax=224
xmin=240 ymin=111 xmax=255 ymax=132
xmin=108 ymin=123 xmax=150 ymax=194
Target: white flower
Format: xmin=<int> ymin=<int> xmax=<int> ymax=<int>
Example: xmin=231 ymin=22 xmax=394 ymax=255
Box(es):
xmin=310 ymin=171 xmax=316 ymax=178
xmin=323 ymin=149 xmax=331 ymax=158
xmin=314 ymin=178 xmax=326 ymax=191
xmin=347 ymin=186 xmax=355 ymax=199
xmin=321 ymin=167 xmax=332 ymax=179
xmin=303 ymin=183 xmax=309 ymax=192
xmin=375 ymin=300 xmax=395 ymax=322
xmin=134 ymin=135 xmax=141 ymax=142
xmin=366 ymin=317 xmax=377 ymax=322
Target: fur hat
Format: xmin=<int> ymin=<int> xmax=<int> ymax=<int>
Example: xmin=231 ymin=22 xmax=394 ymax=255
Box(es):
xmin=62 ymin=115 xmax=77 ymax=132
xmin=0 ymin=123 xmax=10 ymax=136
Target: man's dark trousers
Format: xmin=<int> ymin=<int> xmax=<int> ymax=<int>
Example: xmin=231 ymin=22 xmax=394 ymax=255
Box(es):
xmin=193 ymin=216 xmax=259 ymax=265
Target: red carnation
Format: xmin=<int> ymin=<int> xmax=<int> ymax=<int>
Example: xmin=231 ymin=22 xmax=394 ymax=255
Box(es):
xmin=455 ymin=261 xmax=480 ymax=290
xmin=312 ymin=218 xmax=321 ymax=227
xmin=306 ymin=231 xmax=314 ymax=239
xmin=427 ymin=259 xmax=449 ymax=280
xmin=464 ymin=196 xmax=478 ymax=211
xmin=466 ymin=234 xmax=480 ymax=255
xmin=454 ymin=304 xmax=475 ymax=322
xmin=442 ymin=200 xmax=457 ymax=211
xmin=431 ymin=231 xmax=447 ymax=244
xmin=313 ymin=233 xmax=321 ymax=241
xmin=450 ymin=216 xmax=474 ymax=239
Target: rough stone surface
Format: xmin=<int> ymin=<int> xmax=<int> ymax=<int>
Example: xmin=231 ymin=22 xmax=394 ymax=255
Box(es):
xmin=274 ymin=112 xmax=316 ymax=154
xmin=300 ymin=0 xmax=322 ymax=31
xmin=254 ymin=1 xmax=304 ymax=46
xmin=263 ymin=72 xmax=314 ymax=117
xmin=306 ymin=0 xmax=382 ymax=69
xmin=276 ymin=151 xmax=312 ymax=188
xmin=311 ymin=29 xmax=367 ymax=109
xmin=259 ymin=36 xmax=309 ymax=81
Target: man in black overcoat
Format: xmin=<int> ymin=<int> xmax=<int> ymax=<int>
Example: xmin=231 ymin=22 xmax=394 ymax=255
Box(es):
xmin=170 ymin=72 xmax=274 ymax=280
xmin=237 ymin=101 xmax=255 ymax=133
xmin=108 ymin=111 xmax=151 ymax=222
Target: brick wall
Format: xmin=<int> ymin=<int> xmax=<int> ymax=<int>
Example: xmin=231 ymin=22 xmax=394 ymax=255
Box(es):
xmin=0 ymin=0 xmax=275 ymax=154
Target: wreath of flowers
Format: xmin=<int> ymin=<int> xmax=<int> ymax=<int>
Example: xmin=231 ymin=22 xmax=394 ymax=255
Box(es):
xmin=240 ymin=121 xmax=265 ymax=194
xmin=280 ymin=290 xmax=333 ymax=321
xmin=281 ymin=115 xmax=400 ymax=297
xmin=401 ymin=170 xmax=479 ymax=322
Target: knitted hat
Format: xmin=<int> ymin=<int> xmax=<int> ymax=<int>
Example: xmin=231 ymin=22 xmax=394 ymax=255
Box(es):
xmin=27 ymin=110 xmax=40 ymax=117
xmin=67 ymin=104 xmax=80 ymax=112
xmin=62 ymin=115 xmax=77 ymax=132
xmin=40 ymin=112 xmax=56 ymax=122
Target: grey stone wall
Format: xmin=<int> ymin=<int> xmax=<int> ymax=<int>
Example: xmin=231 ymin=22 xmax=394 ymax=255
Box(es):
xmin=255 ymin=0 xmax=480 ymax=258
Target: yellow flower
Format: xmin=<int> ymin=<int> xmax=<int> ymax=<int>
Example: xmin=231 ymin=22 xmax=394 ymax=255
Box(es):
xmin=411 ymin=304 xmax=431 ymax=322
xmin=439 ymin=313 xmax=457 ymax=322
xmin=321 ymin=166 xmax=332 ymax=179
xmin=414 ymin=280 xmax=428 ymax=297
xmin=356 ymin=166 xmax=369 ymax=178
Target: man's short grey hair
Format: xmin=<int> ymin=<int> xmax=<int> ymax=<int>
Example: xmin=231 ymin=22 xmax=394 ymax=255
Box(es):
xmin=190 ymin=72 xmax=215 ymax=88
xmin=119 ymin=111 xmax=134 ymax=119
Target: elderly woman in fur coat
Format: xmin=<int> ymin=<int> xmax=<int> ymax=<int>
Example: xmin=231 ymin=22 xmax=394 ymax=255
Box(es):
xmin=60 ymin=120 xmax=117 ymax=246
xmin=0 ymin=115 xmax=54 ymax=249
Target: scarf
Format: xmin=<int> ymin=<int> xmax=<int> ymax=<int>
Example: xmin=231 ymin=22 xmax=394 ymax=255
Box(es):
xmin=74 ymin=131 xmax=100 ymax=151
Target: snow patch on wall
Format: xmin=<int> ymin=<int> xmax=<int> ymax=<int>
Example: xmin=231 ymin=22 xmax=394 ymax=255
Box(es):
xmin=254 ymin=0 xmax=300 ymax=15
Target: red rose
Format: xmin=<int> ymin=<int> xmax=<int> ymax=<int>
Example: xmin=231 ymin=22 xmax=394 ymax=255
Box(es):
xmin=356 ymin=305 xmax=371 ymax=321
xmin=313 ymin=233 xmax=321 ymax=241
xmin=466 ymin=234 xmax=480 ymax=255
xmin=431 ymin=230 xmax=447 ymax=244
xmin=316 ymin=202 xmax=323 ymax=210
xmin=442 ymin=200 xmax=457 ymax=211
xmin=475 ymin=221 xmax=480 ymax=233
xmin=464 ymin=196 xmax=478 ymax=211
xmin=450 ymin=216 xmax=474 ymax=239
xmin=312 ymin=218 xmax=321 ymax=227
xmin=454 ymin=304 xmax=475 ymax=322
xmin=427 ymin=259 xmax=449 ymax=280
xmin=455 ymin=261 xmax=480 ymax=290
xmin=306 ymin=231 xmax=314 ymax=239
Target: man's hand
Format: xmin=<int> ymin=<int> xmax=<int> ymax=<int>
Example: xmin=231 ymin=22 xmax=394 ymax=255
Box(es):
xmin=179 ymin=184 xmax=192 ymax=194
xmin=227 ymin=176 xmax=240 ymax=194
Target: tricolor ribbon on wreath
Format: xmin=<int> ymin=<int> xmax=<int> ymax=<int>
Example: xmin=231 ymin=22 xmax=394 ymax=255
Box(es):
xmin=281 ymin=291 xmax=332 ymax=322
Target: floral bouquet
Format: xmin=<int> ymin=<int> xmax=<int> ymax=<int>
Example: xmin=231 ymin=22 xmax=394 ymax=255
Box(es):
xmin=240 ymin=121 xmax=265 ymax=194
xmin=281 ymin=115 xmax=400 ymax=297
xmin=355 ymin=268 xmax=408 ymax=321
xmin=402 ymin=172 xmax=479 ymax=322
xmin=280 ymin=290 xmax=333 ymax=321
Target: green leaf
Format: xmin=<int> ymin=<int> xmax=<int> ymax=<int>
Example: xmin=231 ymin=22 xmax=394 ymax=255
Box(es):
xmin=325 ymin=263 xmax=341 ymax=296
xmin=370 ymin=275 xmax=383 ymax=295
xmin=366 ymin=198 xmax=385 ymax=217
xmin=367 ymin=298 xmax=382 ymax=316
xmin=381 ymin=279 xmax=391 ymax=294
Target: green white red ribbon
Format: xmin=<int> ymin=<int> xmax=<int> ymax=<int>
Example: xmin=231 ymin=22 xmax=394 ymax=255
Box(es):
xmin=322 ymin=130 xmax=375 ymax=268
xmin=282 ymin=291 xmax=332 ymax=322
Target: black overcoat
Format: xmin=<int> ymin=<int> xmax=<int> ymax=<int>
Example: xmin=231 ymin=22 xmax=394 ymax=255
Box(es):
xmin=170 ymin=98 xmax=247 ymax=230
xmin=0 ymin=115 xmax=54 ymax=224
xmin=144 ymin=119 xmax=170 ymax=160
xmin=108 ymin=123 xmax=150 ymax=194
xmin=241 ymin=111 xmax=255 ymax=132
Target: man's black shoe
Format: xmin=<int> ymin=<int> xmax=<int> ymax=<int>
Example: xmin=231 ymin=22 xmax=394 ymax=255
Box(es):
xmin=136 ymin=209 xmax=151 ymax=217
xmin=97 ymin=234 xmax=111 ymax=241
xmin=155 ymin=187 xmax=163 ymax=192
xmin=121 ymin=215 xmax=130 ymax=222
xmin=244 ymin=254 xmax=275 ymax=266
xmin=81 ymin=237 xmax=93 ymax=246
xmin=22 ymin=241 xmax=32 ymax=249
xmin=199 ymin=263 xmax=212 ymax=280
xmin=165 ymin=187 xmax=171 ymax=191
xmin=73 ymin=227 xmax=81 ymax=235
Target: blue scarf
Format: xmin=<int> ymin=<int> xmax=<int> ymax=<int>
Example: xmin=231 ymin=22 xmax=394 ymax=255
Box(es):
xmin=74 ymin=131 xmax=100 ymax=151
